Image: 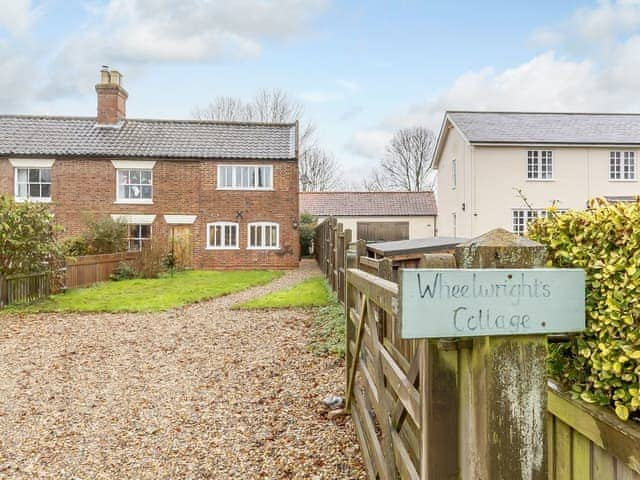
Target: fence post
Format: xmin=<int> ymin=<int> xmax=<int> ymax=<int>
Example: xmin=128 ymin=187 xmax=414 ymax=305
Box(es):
xmin=419 ymin=253 xmax=459 ymax=480
xmin=344 ymin=240 xmax=358 ymax=402
xmin=454 ymin=229 xmax=548 ymax=480
xmin=355 ymin=239 xmax=367 ymax=270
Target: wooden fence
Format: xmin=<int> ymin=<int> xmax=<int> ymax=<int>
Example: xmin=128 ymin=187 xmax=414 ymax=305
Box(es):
xmin=65 ymin=252 xmax=141 ymax=289
xmin=331 ymin=229 xmax=640 ymax=479
xmin=0 ymin=271 xmax=51 ymax=308
xmin=547 ymin=381 xmax=640 ymax=479
xmin=315 ymin=217 xmax=351 ymax=303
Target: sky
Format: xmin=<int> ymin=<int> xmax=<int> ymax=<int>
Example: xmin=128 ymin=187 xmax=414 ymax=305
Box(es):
xmin=2 ymin=0 xmax=640 ymax=187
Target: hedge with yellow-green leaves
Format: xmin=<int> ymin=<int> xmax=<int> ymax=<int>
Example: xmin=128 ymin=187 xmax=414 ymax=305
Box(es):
xmin=528 ymin=198 xmax=640 ymax=421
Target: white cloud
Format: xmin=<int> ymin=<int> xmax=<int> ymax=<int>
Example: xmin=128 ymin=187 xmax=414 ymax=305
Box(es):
xmin=349 ymin=0 xmax=640 ymax=160
xmin=0 ymin=0 xmax=35 ymax=37
xmin=0 ymin=42 xmax=38 ymax=108
xmin=347 ymin=129 xmax=391 ymax=160
xmin=40 ymin=0 xmax=328 ymax=98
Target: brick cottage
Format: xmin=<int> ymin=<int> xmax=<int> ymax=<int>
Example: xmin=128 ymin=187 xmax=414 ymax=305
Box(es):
xmin=0 ymin=68 xmax=300 ymax=269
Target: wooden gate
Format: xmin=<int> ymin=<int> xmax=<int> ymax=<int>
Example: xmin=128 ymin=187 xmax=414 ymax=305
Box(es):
xmin=345 ymin=265 xmax=457 ymax=480
xmin=357 ymin=222 xmax=409 ymax=243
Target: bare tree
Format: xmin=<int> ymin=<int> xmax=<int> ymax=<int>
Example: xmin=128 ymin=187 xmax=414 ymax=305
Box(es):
xmin=194 ymin=88 xmax=333 ymax=190
xmin=364 ymin=126 xmax=436 ymax=192
xmin=194 ymin=88 xmax=315 ymax=147
xmin=192 ymin=97 xmax=250 ymax=122
xmin=299 ymin=146 xmax=342 ymax=192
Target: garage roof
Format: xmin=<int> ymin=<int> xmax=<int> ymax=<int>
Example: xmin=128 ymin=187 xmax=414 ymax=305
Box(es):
xmin=299 ymin=192 xmax=437 ymax=217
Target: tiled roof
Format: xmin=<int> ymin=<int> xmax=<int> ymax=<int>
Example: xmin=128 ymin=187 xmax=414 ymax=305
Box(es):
xmin=299 ymin=192 xmax=437 ymax=217
xmin=448 ymin=111 xmax=640 ymax=145
xmin=0 ymin=115 xmax=297 ymax=160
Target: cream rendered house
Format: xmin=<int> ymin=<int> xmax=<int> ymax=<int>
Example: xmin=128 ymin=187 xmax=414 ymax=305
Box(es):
xmin=434 ymin=112 xmax=640 ymax=237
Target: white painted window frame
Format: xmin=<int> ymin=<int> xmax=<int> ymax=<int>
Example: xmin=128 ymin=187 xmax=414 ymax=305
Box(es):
xmin=527 ymin=150 xmax=554 ymax=181
xmin=206 ymin=222 xmax=240 ymax=250
xmin=512 ymin=208 xmax=567 ymax=235
xmin=451 ymin=158 xmax=457 ymax=189
xmin=127 ymin=224 xmax=152 ymax=252
xmin=609 ymin=151 xmax=636 ymax=181
xmin=217 ymin=165 xmax=274 ymax=190
xmin=10 ymin=159 xmax=55 ymax=203
xmin=112 ymin=160 xmax=156 ymax=204
xmin=247 ymin=222 xmax=280 ymax=250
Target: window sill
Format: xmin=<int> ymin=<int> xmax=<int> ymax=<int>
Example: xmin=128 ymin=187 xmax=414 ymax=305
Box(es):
xmin=247 ymin=247 xmax=280 ymax=250
xmin=526 ymin=179 xmax=555 ymax=182
xmin=15 ymin=197 xmax=52 ymax=203
xmin=608 ymin=179 xmax=637 ymax=182
xmin=205 ymin=247 xmax=240 ymax=250
xmin=216 ymin=187 xmax=275 ymax=191
xmin=114 ymin=200 xmax=154 ymax=205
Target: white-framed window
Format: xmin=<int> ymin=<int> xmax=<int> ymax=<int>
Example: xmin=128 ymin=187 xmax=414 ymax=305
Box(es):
xmin=15 ymin=167 xmax=52 ymax=202
xmin=217 ymin=165 xmax=273 ymax=190
xmin=452 ymin=159 xmax=457 ymax=189
xmin=609 ymin=151 xmax=636 ymax=180
xmin=248 ymin=222 xmax=279 ymax=249
xmin=207 ymin=222 xmax=239 ymax=249
xmin=527 ymin=150 xmax=553 ymax=180
xmin=117 ymin=169 xmax=153 ymax=202
xmin=512 ymin=208 xmax=567 ymax=235
xmin=127 ymin=224 xmax=151 ymax=252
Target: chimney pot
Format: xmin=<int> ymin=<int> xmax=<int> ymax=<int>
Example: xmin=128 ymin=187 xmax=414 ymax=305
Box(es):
xmin=110 ymin=70 xmax=121 ymax=86
xmin=95 ymin=67 xmax=128 ymax=125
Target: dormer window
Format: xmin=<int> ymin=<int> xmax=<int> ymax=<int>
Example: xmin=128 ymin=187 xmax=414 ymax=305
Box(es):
xmin=527 ymin=150 xmax=553 ymax=180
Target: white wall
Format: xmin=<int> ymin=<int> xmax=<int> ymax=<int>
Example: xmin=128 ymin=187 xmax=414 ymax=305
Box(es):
xmin=316 ymin=216 xmax=436 ymax=239
xmin=435 ymin=126 xmax=473 ymax=237
xmin=438 ymin=141 xmax=640 ymax=237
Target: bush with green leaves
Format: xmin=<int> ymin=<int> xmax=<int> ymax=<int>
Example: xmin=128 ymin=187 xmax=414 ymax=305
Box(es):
xmin=109 ymin=261 xmax=137 ymax=281
xmin=299 ymin=213 xmax=316 ymax=257
xmin=0 ymin=196 xmax=63 ymax=276
xmin=528 ymin=198 xmax=640 ymax=420
xmin=63 ymin=217 xmax=128 ymax=256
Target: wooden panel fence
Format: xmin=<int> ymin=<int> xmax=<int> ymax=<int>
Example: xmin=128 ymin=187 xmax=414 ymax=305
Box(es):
xmin=315 ymin=217 xmax=352 ymax=303
xmin=65 ymin=252 xmax=141 ymax=289
xmin=547 ymin=381 xmax=640 ymax=480
xmin=334 ymin=230 xmax=640 ymax=479
xmin=0 ymin=271 xmax=51 ymax=308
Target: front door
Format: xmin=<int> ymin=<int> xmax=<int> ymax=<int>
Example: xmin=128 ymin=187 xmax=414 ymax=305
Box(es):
xmin=169 ymin=225 xmax=193 ymax=269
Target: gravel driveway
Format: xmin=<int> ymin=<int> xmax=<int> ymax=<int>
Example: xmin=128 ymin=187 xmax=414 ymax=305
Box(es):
xmin=0 ymin=260 xmax=365 ymax=479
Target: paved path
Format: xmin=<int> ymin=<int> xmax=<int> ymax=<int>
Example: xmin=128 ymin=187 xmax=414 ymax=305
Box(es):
xmin=0 ymin=260 xmax=365 ymax=479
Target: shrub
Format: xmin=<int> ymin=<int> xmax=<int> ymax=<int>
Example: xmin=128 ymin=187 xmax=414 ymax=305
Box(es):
xmin=138 ymin=239 xmax=167 ymax=279
xmin=528 ymin=198 xmax=640 ymax=420
xmin=110 ymin=261 xmax=136 ymax=281
xmin=62 ymin=236 xmax=90 ymax=257
xmin=63 ymin=217 xmax=128 ymax=256
xmin=299 ymin=213 xmax=316 ymax=257
xmin=0 ymin=195 xmax=63 ymax=276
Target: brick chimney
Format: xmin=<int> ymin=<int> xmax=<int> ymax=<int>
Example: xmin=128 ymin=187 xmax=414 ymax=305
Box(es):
xmin=95 ymin=66 xmax=128 ymax=125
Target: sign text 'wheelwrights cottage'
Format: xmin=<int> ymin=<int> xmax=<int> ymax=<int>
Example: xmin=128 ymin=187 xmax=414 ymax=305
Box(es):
xmin=399 ymin=268 xmax=585 ymax=339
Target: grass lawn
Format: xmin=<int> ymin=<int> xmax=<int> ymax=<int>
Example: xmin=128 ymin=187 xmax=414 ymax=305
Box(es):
xmin=5 ymin=270 xmax=283 ymax=313
xmin=236 ymin=276 xmax=331 ymax=309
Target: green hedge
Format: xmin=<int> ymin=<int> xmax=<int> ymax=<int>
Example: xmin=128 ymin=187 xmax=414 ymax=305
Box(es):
xmin=528 ymin=199 xmax=640 ymax=420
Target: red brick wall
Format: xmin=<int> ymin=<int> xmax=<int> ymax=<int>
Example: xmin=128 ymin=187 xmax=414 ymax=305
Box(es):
xmin=0 ymin=157 xmax=300 ymax=269
xmin=96 ymin=85 xmax=127 ymax=124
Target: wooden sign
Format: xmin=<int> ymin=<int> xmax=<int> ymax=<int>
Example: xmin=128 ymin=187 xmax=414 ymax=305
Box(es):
xmin=399 ymin=268 xmax=585 ymax=339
